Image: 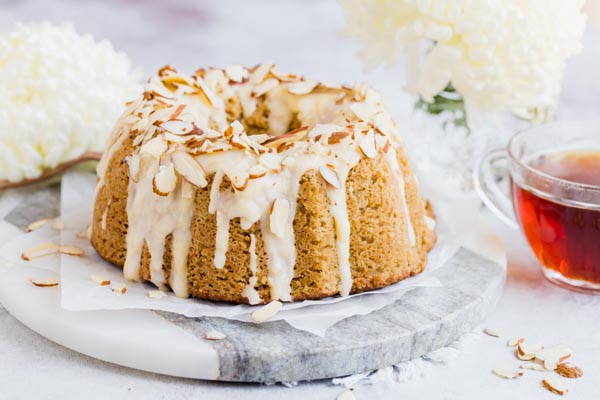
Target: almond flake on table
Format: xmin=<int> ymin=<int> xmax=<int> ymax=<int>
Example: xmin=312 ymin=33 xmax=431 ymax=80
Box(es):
xmin=507 ymin=336 xmax=526 ymax=347
xmin=148 ymin=290 xmax=167 ymax=299
xmin=59 ymin=245 xmax=85 ymax=256
xmin=492 ymin=368 xmax=523 ymax=379
xmin=30 ymin=278 xmax=59 ymax=287
xmin=111 ymin=283 xmax=127 ymax=294
xmin=25 ymin=218 xmax=52 ymax=232
xmin=542 ymin=376 xmax=568 ymax=396
xmin=555 ymin=363 xmax=583 ymax=379
xmin=483 ymin=328 xmax=501 ymax=338
xmin=91 ymin=275 xmax=110 ymax=286
xmin=21 ymin=243 xmax=60 ymax=260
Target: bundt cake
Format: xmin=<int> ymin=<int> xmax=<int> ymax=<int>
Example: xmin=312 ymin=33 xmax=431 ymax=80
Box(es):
xmin=90 ymin=63 xmax=436 ymax=304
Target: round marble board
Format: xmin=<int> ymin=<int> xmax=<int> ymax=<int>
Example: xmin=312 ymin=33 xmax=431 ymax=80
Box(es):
xmin=0 ymin=218 xmax=505 ymax=383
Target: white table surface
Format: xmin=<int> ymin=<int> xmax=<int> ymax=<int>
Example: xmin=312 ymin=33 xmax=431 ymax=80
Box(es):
xmin=1 ymin=1 xmax=600 ymax=399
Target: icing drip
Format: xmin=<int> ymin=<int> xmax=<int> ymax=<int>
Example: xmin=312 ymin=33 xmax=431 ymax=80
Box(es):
xmin=214 ymin=211 xmax=229 ymax=269
xmin=169 ymin=185 xmax=196 ymax=297
xmin=385 ymin=148 xmax=416 ymax=247
xmin=325 ymin=171 xmax=354 ymax=296
xmin=100 ymin=198 xmax=111 ymax=230
xmin=242 ymin=233 xmax=261 ymax=304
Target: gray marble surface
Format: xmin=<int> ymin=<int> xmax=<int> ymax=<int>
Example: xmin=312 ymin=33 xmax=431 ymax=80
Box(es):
xmin=161 ymin=248 xmax=504 ymax=382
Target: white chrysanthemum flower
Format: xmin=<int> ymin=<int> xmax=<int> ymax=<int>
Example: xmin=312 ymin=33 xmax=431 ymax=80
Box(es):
xmin=0 ymin=22 xmax=142 ymax=182
xmin=340 ymin=0 xmax=586 ymax=126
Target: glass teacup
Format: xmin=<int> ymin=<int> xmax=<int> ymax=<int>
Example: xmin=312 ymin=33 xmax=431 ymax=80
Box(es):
xmin=475 ymin=121 xmax=600 ymax=293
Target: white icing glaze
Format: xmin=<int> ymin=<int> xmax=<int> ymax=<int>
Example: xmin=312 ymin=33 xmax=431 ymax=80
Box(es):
xmin=242 ymin=233 xmax=261 ymax=305
xmin=100 ymin=198 xmax=111 ymax=230
xmin=98 ymin=63 xmax=419 ymax=301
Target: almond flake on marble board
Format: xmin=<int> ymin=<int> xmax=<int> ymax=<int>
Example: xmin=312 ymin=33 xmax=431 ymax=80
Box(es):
xmin=172 ymin=151 xmax=208 ymax=188
xmin=21 ymin=243 xmax=60 ymax=261
xmin=30 ymin=278 xmax=59 ymax=288
xmin=91 ymin=275 xmax=111 ymax=286
xmin=251 ymin=300 xmax=283 ymax=323
xmin=269 ymin=199 xmax=290 ymax=238
xmin=483 ymin=328 xmax=502 ymax=338
xmin=25 ymin=218 xmax=52 ymax=233
xmin=112 ymin=283 xmax=127 ymax=294
xmin=205 ymin=330 xmax=227 ymax=340
xmin=59 ymin=245 xmax=85 ymax=256
xmin=140 ymin=136 xmax=168 ymax=159
xmin=492 ymin=368 xmax=523 ymax=379
xmin=148 ymin=290 xmax=167 ymax=299
xmin=252 ymin=78 xmax=279 ymax=98
xmin=286 ymin=80 xmax=319 ymax=95
xmin=542 ymin=376 xmax=568 ymax=396
xmin=319 ymin=165 xmax=341 ymax=189
xmin=153 ymin=164 xmax=177 ymax=196
xmin=555 ymin=363 xmax=583 ymax=379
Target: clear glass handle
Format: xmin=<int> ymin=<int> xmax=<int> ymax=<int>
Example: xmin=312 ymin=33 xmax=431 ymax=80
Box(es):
xmin=473 ymin=148 xmax=519 ymax=229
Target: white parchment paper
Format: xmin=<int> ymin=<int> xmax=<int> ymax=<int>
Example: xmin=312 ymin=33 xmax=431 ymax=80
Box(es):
xmin=1 ymin=171 xmax=479 ymax=336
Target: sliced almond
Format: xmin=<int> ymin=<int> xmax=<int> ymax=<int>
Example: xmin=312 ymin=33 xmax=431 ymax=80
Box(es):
xmin=126 ymin=154 xmax=141 ymax=182
xmin=251 ymin=300 xmax=283 ymax=323
xmin=508 ymin=336 xmax=526 ymax=347
xmin=21 ymin=243 xmax=59 ymax=261
xmin=492 ymin=368 xmax=523 ymax=379
xmin=520 ymin=362 xmax=547 ymax=372
xmin=327 ymin=131 xmax=350 ymax=145
xmin=225 ymin=65 xmax=249 ymax=83
xmin=555 ymin=363 xmax=583 ymax=379
xmin=30 ymin=278 xmax=59 ymax=288
xmin=160 ymin=119 xmax=194 ymax=135
xmin=542 ymin=376 xmax=568 ymax=396
xmin=535 ymin=345 xmax=572 ymax=370
xmin=148 ymin=290 xmax=167 ymax=299
xmin=517 ymin=342 xmax=543 ymax=361
xmin=262 ymin=126 xmax=308 ymax=149
xmin=252 ymin=78 xmax=279 ymax=98
xmin=231 ymin=173 xmax=250 ymax=191
xmin=483 ymin=328 xmax=501 ymax=338
xmin=140 ymin=136 xmax=168 ymax=159
xmin=269 ymin=198 xmax=290 ymax=238
xmin=337 ymin=389 xmax=356 ymax=400
xmin=111 ymin=283 xmax=127 ymax=294
xmin=205 ymin=329 xmax=227 ymax=340
xmin=91 ymin=274 xmax=110 ymax=286
xmin=52 ymin=220 xmax=64 ymax=230
xmin=249 ymin=61 xmax=274 ymax=84
xmin=248 ymin=164 xmax=267 ymax=179
xmin=358 ymin=129 xmax=378 ymax=158
xmin=25 ymin=218 xmax=52 ymax=232
xmin=59 ymin=245 xmax=85 ymax=256
xmin=286 ymin=80 xmax=319 ymax=95
xmin=153 ymin=164 xmax=177 ymax=196
xmin=172 ymin=151 xmax=208 ymax=188
xmin=350 ymin=101 xmax=378 ymax=121
xmin=319 ymin=165 xmax=341 ymax=189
